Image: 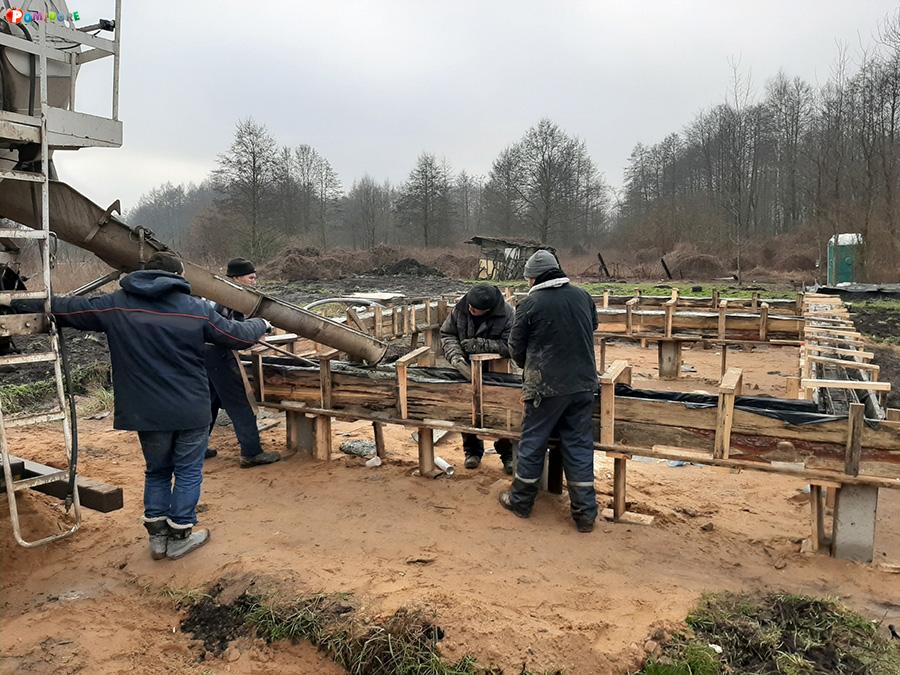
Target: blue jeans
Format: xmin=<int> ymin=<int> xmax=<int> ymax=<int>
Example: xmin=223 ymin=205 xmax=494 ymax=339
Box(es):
xmin=138 ymin=426 xmax=208 ymax=527
xmin=206 ymin=347 xmax=262 ymax=459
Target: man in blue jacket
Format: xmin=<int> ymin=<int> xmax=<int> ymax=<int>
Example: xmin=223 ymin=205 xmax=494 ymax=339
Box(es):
xmin=500 ymin=250 xmax=599 ymax=532
xmin=46 ymin=252 xmax=270 ymax=560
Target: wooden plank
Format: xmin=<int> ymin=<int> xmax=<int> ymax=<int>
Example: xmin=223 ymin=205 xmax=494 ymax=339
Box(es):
xmin=396 ymin=345 xmax=432 ymax=366
xmin=718 ymin=300 xmax=727 ymax=339
xmin=265 ymin=398 xmax=900 ymax=488
xmin=613 ymin=457 xmax=627 ymax=519
xmin=12 ymin=458 xmax=123 ymax=513
xmin=759 ymin=302 xmax=769 ymax=341
xmin=599 ymin=359 xmax=632 ymax=385
xmin=314 ymin=415 xmax=331 ymax=461
xmin=719 ymin=367 xmax=743 ymax=394
xmin=888 ymin=409 xmax=900 ymax=422
xmin=320 ymin=358 xmax=333 ymax=408
xmin=397 ymin=364 xmax=410 ymax=418
xmin=809 ymin=484 xmax=825 ymax=552
xmin=625 ymin=298 xmax=638 ymax=335
xmin=807 ymin=355 xmax=880 ymax=372
xmin=714 ymin=369 xmax=741 ymax=459
xmin=346 ymin=307 xmax=367 ymax=333
xmin=845 ymin=402 xmax=864 ymax=477
xmin=252 ymin=352 xmax=265 ymax=403
xmin=801 ymin=378 xmax=890 ymax=392
xmin=720 ymin=344 xmax=728 ymax=378
xmin=664 ymin=299 xmax=676 ymax=338
xmin=373 ymin=305 xmax=384 ymax=339
xmin=805 ymin=345 xmax=874 ymax=361
xmin=418 ymin=426 xmax=436 ymax=476
xmin=785 ymin=376 xmax=801 ymax=399
xmin=471 ymin=357 xmax=484 ymax=426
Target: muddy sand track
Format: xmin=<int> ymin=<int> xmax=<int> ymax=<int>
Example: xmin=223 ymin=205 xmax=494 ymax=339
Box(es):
xmin=2 ymin=342 xmax=900 ymax=674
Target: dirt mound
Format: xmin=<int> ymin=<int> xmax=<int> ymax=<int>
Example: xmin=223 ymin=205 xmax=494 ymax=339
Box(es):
xmin=668 ymin=252 xmax=726 ymax=278
xmin=263 ymin=245 xmax=467 ymax=281
xmin=368 ymin=258 xmax=444 ymax=277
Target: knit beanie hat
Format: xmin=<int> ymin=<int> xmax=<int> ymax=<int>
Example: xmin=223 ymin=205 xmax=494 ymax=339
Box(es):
xmin=466 ymin=284 xmax=501 ymax=311
xmin=227 ymin=257 xmax=256 ymax=277
xmin=145 ymin=252 xmax=184 ymax=275
xmin=523 ymin=250 xmax=559 ymax=279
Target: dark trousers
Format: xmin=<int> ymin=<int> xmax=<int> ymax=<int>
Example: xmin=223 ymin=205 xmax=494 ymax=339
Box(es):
xmin=508 ymin=391 xmax=598 ymax=524
xmin=138 ymin=426 xmax=207 ymax=527
xmin=205 ymin=348 xmax=262 ymax=459
xmin=463 ymin=433 xmax=513 ymax=461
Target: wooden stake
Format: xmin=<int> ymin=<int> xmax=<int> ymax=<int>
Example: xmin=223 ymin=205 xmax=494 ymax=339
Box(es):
xmin=373 ymin=305 xmax=384 ymax=339
xmin=373 ymin=421 xmax=386 ymax=458
xmin=714 ymin=368 xmax=742 ymax=459
xmin=418 ymin=426 xmax=435 ymax=476
xmin=845 ymin=402 xmax=864 ymax=477
xmin=785 ymin=375 xmax=800 ymax=399
xmin=759 ymin=302 xmax=769 ymax=341
xmin=809 ymin=483 xmax=825 ymax=552
xmin=717 ymin=299 xmax=727 ymax=340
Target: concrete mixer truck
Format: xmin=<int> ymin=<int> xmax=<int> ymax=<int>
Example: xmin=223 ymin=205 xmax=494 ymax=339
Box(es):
xmin=0 ymin=2 xmax=385 ymax=547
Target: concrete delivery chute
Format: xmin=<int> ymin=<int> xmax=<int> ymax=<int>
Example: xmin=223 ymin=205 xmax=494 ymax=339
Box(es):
xmin=0 ymin=180 xmax=389 ymax=364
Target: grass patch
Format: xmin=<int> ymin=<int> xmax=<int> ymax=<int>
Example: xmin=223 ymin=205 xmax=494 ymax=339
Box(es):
xmin=179 ymin=584 xmax=485 ymax=673
xmin=0 ymin=361 xmax=110 ymax=414
xmin=850 ymin=300 xmax=900 ymax=345
xmin=639 ymin=591 xmax=900 ymax=675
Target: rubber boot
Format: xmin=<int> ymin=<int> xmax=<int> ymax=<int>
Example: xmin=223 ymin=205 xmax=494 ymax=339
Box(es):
xmin=240 ymin=451 xmax=281 ymax=468
xmin=142 ymin=518 xmax=169 ymax=560
xmin=502 ymin=477 xmax=540 ymax=517
xmin=568 ymin=485 xmax=598 ymax=533
xmin=166 ymin=527 xmax=210 ymax=560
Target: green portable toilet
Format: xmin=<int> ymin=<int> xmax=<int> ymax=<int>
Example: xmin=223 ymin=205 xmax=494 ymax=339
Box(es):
xmin=827 ymin=233 xmax=862 ymax=285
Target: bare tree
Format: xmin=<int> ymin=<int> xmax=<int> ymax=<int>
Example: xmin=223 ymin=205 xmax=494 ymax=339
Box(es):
xmin=213 ymin=118 xmax=280 ymax=259
xmin=396 ymin=153 xmax=453 ymax=246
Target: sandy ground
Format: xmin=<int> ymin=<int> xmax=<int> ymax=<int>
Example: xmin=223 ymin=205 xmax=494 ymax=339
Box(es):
xmin=3 ymin=344 xmax=900 ymax=674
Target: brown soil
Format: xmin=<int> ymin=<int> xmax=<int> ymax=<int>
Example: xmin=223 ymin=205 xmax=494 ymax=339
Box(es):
xmin=261 ymin=246 xmax=479 ymax=282
xmin=3 ymin=342 xmax=899 ymax=674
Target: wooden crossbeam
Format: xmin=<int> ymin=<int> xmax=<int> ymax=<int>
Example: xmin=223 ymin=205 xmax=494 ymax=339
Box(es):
xmin=801 ymin=378 xmax=891 ymax=392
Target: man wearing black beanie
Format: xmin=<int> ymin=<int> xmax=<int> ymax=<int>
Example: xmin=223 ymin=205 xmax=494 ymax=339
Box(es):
xmin=205 ymin=257 xmax=281 ymax=468
xmin=440 ymin=283 xmax=516 ymax=473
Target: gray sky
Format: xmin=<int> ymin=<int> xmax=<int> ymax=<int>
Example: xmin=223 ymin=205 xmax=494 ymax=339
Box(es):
xmin=58 ymin=0 xmax=898 ymax=212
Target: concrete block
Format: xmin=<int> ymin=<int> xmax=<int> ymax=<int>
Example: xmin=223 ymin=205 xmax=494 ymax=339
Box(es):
xmin=831 ymin=485 xmax=879 ymax=563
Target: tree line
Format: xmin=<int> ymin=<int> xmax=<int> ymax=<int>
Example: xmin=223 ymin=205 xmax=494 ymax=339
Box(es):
xmin=128 ymin=118 xmax=612 ymax=261
xmin=619 ymin=13 xmax=900 ymax=281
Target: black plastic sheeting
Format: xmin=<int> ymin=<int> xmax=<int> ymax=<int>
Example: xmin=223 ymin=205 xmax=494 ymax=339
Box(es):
xmin=613 ymin=384 xmax=842 ymax=426
xmin=257 ymin=357 xmax=843 ymax=427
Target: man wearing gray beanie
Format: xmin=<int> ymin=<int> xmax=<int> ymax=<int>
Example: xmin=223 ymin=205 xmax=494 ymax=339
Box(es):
xmin=500 ymin=249 xmax=599 ymax=532
xmin=440 ymin=283 xmax=516 ymax=473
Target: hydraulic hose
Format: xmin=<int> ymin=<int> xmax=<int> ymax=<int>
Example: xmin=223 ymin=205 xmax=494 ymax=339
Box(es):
xmin=54 ymin=319 xmax=79 ymax=512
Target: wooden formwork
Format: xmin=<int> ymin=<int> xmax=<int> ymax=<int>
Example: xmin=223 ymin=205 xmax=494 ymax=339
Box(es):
xmin=246 ymin=288 xmax=898 ymax=561
xmin=242 ymin=334 xmax=900 ymax=561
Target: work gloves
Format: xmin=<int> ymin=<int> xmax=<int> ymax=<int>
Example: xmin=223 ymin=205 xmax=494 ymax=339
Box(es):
xmin=451 ymin=356 xmax=471 ymax=381
xmin=260 ymin=319 xmax=274 ymax=334
xmin=459 ymin=338 xmax=505 ymax=356
xmin=460 ymin=337 xmax=495 ymax=354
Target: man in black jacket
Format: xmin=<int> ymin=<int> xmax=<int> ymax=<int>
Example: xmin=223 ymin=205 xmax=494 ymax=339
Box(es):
xmin=205 ymin=257 xmax=280 ymax=467
xmin=440 ymin=284 xmax=515 ymax=473
xmin=46 ymin=253 xmax=269 ymax=559
xmin=500 ymin=250 xmax=599 ymax=532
